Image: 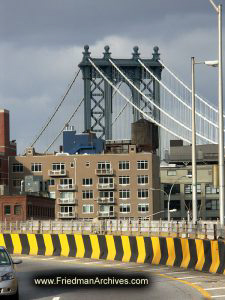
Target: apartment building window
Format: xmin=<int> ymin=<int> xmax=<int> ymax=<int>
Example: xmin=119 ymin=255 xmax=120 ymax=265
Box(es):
xmin=12 ymin=163 xmax=23 ymax=173
xmin=99 ymin=191 xmax=114 ymax=199
xmin=137 ymin=160 xmax=148 ymax=170
xmin=82 ymin=178 xmax=93 ymax=186
xmin=167 ymin=170 xmax=176 ymax=176
xmin=60 ymin=192 xmax=74 ymax=200
xmin=52 ymin=163 xmax=65 ymax=170
xmin=184 ymin=184 xmax=201 ymax=194
xmin=119 ymin=176 xmax=130 ymax=185
xmin=205 ymin=184 xmax=219 ymax=194
xmin=120 ymin=204 xmax=131 ymax=213
xmin=31 ymin=163 xmax=42 ymax=172
xmin=97 ymin=161 xmax=111 ymax=170
xmin=164 ymin=200 xmax=181 ymax=211
xmin=119 ymin=161 xmax=130 ymax=170
xmin=86 ymin=161 xmax=90 ymax=167
xmin=82 ymin=204 xmax=94 ymax=213
xmin=60 ymin=206 xmax=73 ymax=213
xmin=138 ymin=204 xmax=149 ymax=213
xmin=14 ymin=205 xmax=21 ymax=215
xmin=138 ymin=189 xmax=149 ymax=199
xmin=60 ymin=178 xmax=73 ymax=185
xmin=99 ymin=177 xmax=113 ymax=184
xmin=137 ymin=175 xmax=148 ymax=185
xmin=99 ymin=206 xmax=110 ymax=213
xmin=47 ymin=179 xmax=55 ymax=186
xmin=185 ymin=200 xmax=201 ymax=210
xmin=164 ymin=184 xmax=180 ymax=195
xmin=12 ymin=179 xmax=22 ymax=188
xmin=49 ymin=192 xmax=56 ymax=199
xmin=4 ymin=205 xmax=10 ymax=215
xmin=82 ymin=190 xmax=93 ymax=199
xmin=119 ymin=190 xmax=130 ymax=199
xmin=206 ymin=199 xmax=219 ymax=210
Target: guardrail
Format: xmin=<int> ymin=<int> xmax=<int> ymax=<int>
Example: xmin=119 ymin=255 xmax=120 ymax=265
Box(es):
xmin=0 ymin=220 xmax=224 ymax=240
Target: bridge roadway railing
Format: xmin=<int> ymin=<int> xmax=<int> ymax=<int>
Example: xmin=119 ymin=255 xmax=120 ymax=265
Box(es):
xmin=0 ymin=220 xmax=224 ymax=240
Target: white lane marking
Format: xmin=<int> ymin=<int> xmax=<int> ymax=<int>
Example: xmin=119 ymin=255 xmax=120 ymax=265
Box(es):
xmin=40 ymin=258 xmax=56 ymax=261
xmin=211 ymin=296 xmax=225 ymax=299
xmin=177 ymin=276 xmax=201 ymax=280
xmin=108 ymin=263 xmax=127 ymax=266
xmin=83 ymin=261 xmax=103 ymax=265
xmin=147 ymin=268 xmax=169 ymax=272
xmin=61 ymin=260 xmax=81 ymax=263
xmin=52 ymin=297 xmax=60 ymax=300
xmin=13 ymin=256 xmax=33 ymax=259
xmin=142 ymin=267 xmax=170 ymax=272
xmin=162 ymin=271 xmax=190 ymax=275
xmin=206 ymin=288 xmax=225 ymax=291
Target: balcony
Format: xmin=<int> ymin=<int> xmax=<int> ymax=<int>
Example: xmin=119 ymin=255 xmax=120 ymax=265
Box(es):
xmin=97 ymin=211 xmax=116 ymax=218
xmin=57 ymin=198 xmax=77 ymax=205
xmin=48 ymin=169 xmax=66 ymax=177
xmin=95 ymin=169 xmax=113 ymax=176
xmin=58 ymin=212 xmax=77 ymax=218
xmin=57 ymin=184 xmax=76 ymax=191
xmin=97 ymin=197 xmax=116 ymax=204
xmin=97 ymin=183 xmax=115 ymax=190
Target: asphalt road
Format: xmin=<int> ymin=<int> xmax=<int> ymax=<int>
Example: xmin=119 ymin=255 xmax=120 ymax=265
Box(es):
xmin=12 ymin=255 xmax=225 ymax=300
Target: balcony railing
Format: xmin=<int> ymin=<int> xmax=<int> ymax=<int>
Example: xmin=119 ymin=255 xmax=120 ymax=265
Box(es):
xmin=97 ymin=211 xmax=116 ymax=218
xmin=95 ymin=169 xmax=113 ymax=175
xmin=97 ymin=197 xmax=116 ymax=204
xmin=97 ymin=183 xmax=115 ymax=190
xmin=57 ymin=198 xmax=77 ymax=205
xmin=48 ymin=169 xmax=66 ymax=177
xmin=58 ymin=212 xmax=77 ymax=218
xmin=57 ymin=184 xmax=76 ymax=191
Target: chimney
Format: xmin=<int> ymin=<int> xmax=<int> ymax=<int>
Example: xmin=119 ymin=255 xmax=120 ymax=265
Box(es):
xmin=0 ymin=109 xmax=10 ymax=152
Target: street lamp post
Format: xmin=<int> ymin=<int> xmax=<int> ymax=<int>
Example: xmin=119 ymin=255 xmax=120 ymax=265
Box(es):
xmin=191 ymin=57 xmax=197 ymax=224
xmin=168 ymin=174 xmax=192 ymax=222
xmin=209 ymin=0 xmax=224 ymax=226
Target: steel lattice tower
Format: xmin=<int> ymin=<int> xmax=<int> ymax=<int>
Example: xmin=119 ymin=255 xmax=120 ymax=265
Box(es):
xmin=78 ymin=45 xmax=163 ymax=140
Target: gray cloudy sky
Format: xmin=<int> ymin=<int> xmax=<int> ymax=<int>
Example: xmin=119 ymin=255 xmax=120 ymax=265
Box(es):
xmin=0 ymin=0 xmax=224 ymax=153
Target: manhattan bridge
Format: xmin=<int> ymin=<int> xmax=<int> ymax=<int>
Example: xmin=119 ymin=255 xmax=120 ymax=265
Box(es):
xmin=30 ymin=45 xmax=222 ymax=159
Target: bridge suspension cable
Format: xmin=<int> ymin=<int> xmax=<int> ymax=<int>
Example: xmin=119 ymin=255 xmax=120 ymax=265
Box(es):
xmin=44 ymin=97 xmax=84 ymax=153
xmin=138 ymin=59 xmax=219 ymax=131
xmin=30 ymin=68 xmax=81 ymax=148
xmin=89 ymin=58 xmax=191 ymax=144
xmin=159 ymin=59 xmax=224 ymax=117
xmin=109 ymin=59 xmax=216 ymax=145
xmin=112 ymin=102 xmax=129 ymax=126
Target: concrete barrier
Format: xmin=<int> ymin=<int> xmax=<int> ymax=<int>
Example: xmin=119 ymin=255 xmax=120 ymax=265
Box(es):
xmin=0 ymin=233 xmax=224 ymax=274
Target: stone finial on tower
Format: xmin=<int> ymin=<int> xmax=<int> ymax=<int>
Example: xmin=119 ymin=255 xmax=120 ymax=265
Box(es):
xmin=152 ymin=46 xmax=160 ymax=61
xmin=82 ymin=45 xmax=91 ymax=62
xmin=103 ymin=45 xmax=111 ymax=59
xmin=132 ymin=46 xmax=140 ymax=60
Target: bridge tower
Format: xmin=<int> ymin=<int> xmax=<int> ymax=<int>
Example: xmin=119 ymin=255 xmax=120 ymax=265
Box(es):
xmin=78 ymin=45 xmax=163 ymax=140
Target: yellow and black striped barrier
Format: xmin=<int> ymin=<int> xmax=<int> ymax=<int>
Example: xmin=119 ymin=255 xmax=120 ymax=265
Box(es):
xmin=0 ymin=234 xmax=224 ymax=274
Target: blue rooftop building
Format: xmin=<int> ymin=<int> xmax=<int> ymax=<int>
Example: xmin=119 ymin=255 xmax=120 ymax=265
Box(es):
xmin=63 ymin=126 xmax=104 ymax=155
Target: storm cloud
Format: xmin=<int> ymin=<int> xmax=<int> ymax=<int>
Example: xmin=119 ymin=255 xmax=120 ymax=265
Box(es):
xmin=0 ymin=0 xmax=224 ymax=153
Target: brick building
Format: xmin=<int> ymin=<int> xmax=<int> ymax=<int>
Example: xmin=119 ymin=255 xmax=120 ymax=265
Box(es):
xmin=0 ymin=195 xmax=55 ymax=221
xmin=0 ymin=109 xmax=16 ymax=192
xmin=9 ymin=141 xmax=160 ymax=220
